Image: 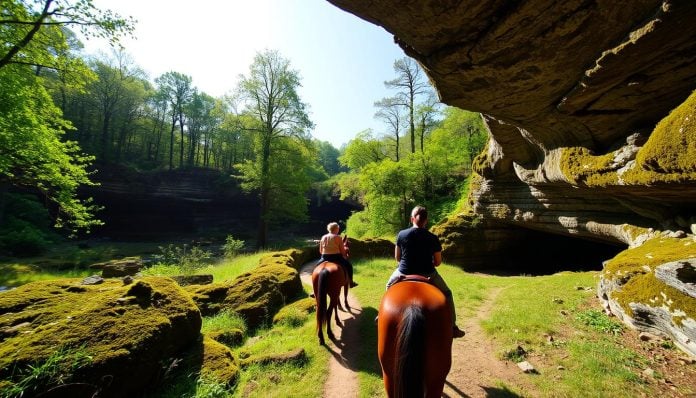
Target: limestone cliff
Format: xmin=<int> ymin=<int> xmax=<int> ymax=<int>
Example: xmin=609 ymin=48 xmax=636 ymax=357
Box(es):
xmin=328 ymin=0 xmax=696 ymax=356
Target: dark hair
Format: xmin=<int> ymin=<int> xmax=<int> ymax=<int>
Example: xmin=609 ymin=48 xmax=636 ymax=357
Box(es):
xmin=411 ymin=206 xmax=428 ymax=227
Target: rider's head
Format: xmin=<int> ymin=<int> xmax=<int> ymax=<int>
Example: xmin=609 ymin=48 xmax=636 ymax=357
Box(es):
xmin=411 ymin=206 xmax=428 ymax=228
xmin=327 ymin=222 xmax=340 ymax=234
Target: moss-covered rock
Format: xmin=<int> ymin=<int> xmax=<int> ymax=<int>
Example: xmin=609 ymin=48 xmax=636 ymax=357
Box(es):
xmin=346 ymin=237 xmax=394 ymax=259
xmin=0 ymin=276 xmax=201 ymax=397
xmin=185 ymin=253 xmax=303 ymax=329
xmin=206 ymin=329 xmax=245 ymax=347
xmin=198 ymin=336 xmax=239 ymax=386
xmin=273 ymin=298 xmax=315 ymax=326
xmin=599 ymin=236 xmax=696 ymax=357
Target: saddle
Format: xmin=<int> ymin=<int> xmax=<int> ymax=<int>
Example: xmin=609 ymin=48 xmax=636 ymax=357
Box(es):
xmin=395 ymin=274 xmax=432 ymax=285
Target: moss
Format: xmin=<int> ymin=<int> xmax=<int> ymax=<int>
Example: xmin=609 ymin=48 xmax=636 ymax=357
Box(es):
xmin=603 ymin=237 xmax=696 ymax=277
xmin=633 ymin=90 xmax=696 ymax=175
xmin=560 ymin=91 xmax=696 ymax=186
xmin=186 ymin=259 xmax=302 ymax=329
xmin=602 ymin=237 xmax=696 ymax=322
xmin=614 ymin=272 xmax=696 ymax=323
xmin=560 ymin=146 xmax=618 ymax=186
xmin=198 ymin=336 xmax=239 ymax=386
xmin=0 ymin=276 xmax=201 ymax=396
xmin=206 ymin=329 xmax=245 ymax=347
xmin=273 ymin=298 xmax=315 ymax=325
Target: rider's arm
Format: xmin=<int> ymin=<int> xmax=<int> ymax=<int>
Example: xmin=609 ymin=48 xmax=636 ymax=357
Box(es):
xmin=433 ymin=251 xmax=442 ymax=267
xmin=395 ymin=245 xmax=401 ymax=262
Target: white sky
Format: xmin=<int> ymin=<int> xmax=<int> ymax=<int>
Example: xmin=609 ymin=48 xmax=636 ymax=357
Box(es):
xmin=82 ymin=0 xmax=407 ymax=148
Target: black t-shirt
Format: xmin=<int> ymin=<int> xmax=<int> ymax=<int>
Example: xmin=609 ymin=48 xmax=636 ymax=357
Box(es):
xmin=396 ymin=226 xmax=442 ymax=275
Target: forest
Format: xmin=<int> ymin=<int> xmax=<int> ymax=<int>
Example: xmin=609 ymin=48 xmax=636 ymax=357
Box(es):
xmin=0 ymin=0 xmax=487 ymax=255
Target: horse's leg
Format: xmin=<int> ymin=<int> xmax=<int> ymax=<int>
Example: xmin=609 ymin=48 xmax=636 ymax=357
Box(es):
xmin=344 ymin=282 xmax=351 ymax=312
xmin=326 ymin=296 xmax=335 ymax=340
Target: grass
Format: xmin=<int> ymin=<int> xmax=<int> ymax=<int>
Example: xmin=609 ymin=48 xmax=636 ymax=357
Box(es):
xmin=141 ymin=251 xmax=268 ymax=283
xmin=349 ymin=259 xmax=672 ymax=397
xmin=4 ymin=245 xmax=691 ymax=397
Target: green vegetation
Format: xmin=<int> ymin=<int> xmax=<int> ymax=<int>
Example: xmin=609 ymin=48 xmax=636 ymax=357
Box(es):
xmin=223 ymin=235 xmax=245 ymax=259
xmin=560 ymin=90 xmax=696 ymax=187
xmin=338 ymin=107 xmax=488 ymax=238
xmin=575 ymin=309 xmax=624 ymax=335
xmin=0 ymin=345 xmax=92 ymax=398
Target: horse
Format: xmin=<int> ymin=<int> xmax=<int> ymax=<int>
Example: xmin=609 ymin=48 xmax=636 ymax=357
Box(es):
xmin=312 ymin=260 xmax=350 ymax=345
xmin=377 ymin=277 xmax=453 ymax=398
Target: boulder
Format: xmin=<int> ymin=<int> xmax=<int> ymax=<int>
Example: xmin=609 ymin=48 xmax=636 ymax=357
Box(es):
xmin=172 ymin=274 xmax=214 ymax=286
xmin=599 ymin=237 xmax=696 ymax=357
xmin=185 ymin=251 xmax=303 ymax=329
xmin=0 ymin=277 xmax=202 ymax=397
xmin=91 ymin=257 xmax=143 ymax=278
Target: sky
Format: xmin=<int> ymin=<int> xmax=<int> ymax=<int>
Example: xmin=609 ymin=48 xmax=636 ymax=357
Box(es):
xmin=82 ymin=0 xmax=408 ymax=148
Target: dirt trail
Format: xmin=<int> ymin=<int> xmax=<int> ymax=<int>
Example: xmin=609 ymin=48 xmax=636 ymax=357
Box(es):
xmin=443 ymin=287 xmax=534 ymax=397
xmin=300 ymin=262 xmax=362 ymax=398
xmin=300 ymin=264 xmax=532 ymax=398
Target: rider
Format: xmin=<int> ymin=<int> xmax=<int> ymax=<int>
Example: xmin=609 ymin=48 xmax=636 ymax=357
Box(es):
xmin=319 ymin=222 xmax=357 ymax=288
xmin=386 ymin=205 xmax=465 ymax=338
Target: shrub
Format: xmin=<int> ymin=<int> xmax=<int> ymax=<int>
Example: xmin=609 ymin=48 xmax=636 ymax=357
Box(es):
xmin=155 ymin=244 xmax=212 ymax=275
xmin=222 ymin=235 xmax=245 ymax=259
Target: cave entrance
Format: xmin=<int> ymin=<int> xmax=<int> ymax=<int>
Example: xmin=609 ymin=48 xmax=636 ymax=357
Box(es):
xmin=494 ymin=228 xmax=626 ymax=275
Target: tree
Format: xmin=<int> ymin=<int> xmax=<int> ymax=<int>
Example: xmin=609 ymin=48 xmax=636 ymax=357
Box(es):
xmin=384 ymin=57 xmax=429 ymax=154
xmin=0 ymin=0 xmax=133 ymax=70
xmin=314 ymin=140 xmax=343 ymax=176
xmin=0 ymin=65 xmax=101 ymax=233
xmin=415 ymin=91 xmax=441 ymax=152
xmin=155 ymin=71 xmax=193 ymax=170
xmin=0 ymin=0 xmax=132 ymax=233
xmin=374 ymin=96 xmax=404 ymax=161
xmin=236 ymin=50 xmax=313 ymax=248
xmin=338 ymin=129 xmax=386 ymax=170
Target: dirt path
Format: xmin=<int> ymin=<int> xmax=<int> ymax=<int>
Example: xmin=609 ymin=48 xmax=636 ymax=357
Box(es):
xmin=300 ymin=262 xmax=362 ymax=398
xmin=443 ymin=287 xmax=535 ymax=397
xmin=300 ymin=265 xmax=533 ymax=398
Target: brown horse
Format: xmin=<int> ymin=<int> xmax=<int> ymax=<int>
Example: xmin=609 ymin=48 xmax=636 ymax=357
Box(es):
xmin=377 ymin=278 xmax=453 ymax=397
xmin=312 ymin=261 xmax=350 ymax=345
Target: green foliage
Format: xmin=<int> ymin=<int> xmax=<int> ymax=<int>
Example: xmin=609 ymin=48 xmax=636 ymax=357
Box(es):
xmin=191 ymin=375 xmax=233 ymax=398
xmin=339 ymin=106 xmax=488 ymax=238
xmin=1 ymin=345 xmax=92 ymax=398
xmin=155 ymin=243 xmax=212 ymax=275
xmin=575 ymin=309 xmax=624 ymax=335
xmin=0 ymin=65 xmax=102 ymax=233
xmin=222 ymin=235 xmax=245 ymax=259
xmin=0 ymin=193 xmax=59 ymax=256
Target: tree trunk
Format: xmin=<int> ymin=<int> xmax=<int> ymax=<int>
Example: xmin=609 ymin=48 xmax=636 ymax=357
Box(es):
xmin=409 ymin=92 xmax=416 ymax=154
xmin=179 ymin=111 xmax=185 ymax=168
xmin=168 ymin=115 xmax=176 ymax=171
xmin=256 ymin=136 xmax=272 ymax=249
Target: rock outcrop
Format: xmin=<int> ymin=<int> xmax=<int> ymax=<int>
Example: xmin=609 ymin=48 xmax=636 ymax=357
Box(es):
xmin=328 ymin=0 xmax=696 ymax=356
xmin=0 ymin=277 xmax=202 ymax=397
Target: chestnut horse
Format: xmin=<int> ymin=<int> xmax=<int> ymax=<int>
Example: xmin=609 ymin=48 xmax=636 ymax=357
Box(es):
xmin=312 ymin=261 xmax=349 ymax=345
xmin=377 ymin=278 xmax=453 ymax=397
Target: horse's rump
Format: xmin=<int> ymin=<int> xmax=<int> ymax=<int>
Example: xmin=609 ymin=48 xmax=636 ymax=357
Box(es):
xmin=378 ymin=281 xmax=453 ymax=398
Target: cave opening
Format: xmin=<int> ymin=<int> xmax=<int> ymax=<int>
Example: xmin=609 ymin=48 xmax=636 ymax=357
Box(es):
xmin=492 ymin=228 xmax=626 ymax=276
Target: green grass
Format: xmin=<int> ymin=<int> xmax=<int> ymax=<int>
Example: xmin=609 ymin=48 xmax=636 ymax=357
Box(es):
xmin=350 ymin=260 xmax=665 ymax=397
xmin=138 ymin=251 xmax=270 ymax=283
xmin=231 ymin=321 xmax=329 ymax=397
xmin=202 ymin=310 xmax=248 ymax=336
xmin=0 ymin=263 xmax=92 ymax=287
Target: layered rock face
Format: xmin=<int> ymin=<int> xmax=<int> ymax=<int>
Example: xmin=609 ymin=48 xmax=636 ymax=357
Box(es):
xmin=329 ymin=1 xmax=696 ymax=356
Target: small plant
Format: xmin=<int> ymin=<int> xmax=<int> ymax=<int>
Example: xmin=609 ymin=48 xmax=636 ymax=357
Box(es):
xmin=501 ymin=345 xmax=528 ymax=363
xmin=155 ymin=244 xmax=212 ymax=275
xmin=1 ymin=345 xmax=92 ymax=397
xmin=575 ymin=309 xmax=624 ymax=335
xmin=222 ymin=235 xmax=245 ymax=259
xmin=190 ymin=375 xmax=231 ymax=398
xmin=275 ymin=307 xmax=308 ymax=328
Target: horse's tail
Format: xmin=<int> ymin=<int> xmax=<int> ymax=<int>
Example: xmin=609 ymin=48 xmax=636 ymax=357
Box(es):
xmin=317 ymin=268 xmax=330 ymax=330
xmin=394 ymin=304 xmax=426 ymax=398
